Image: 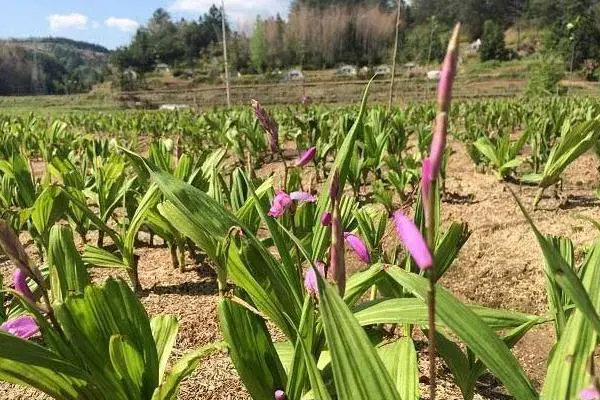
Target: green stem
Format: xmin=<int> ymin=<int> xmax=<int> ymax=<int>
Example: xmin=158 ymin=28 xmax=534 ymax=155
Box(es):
xmin=425 ymin=183 xmax=437 ymax=400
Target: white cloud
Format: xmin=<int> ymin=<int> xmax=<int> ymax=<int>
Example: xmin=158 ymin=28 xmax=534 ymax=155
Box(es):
xmin=105 ymin=17 xmax=140 ymax=33
xmin=91 ymin=20 xmax=100 ymax=29
xmin=47 ymin=13 xmax=89 ymax=31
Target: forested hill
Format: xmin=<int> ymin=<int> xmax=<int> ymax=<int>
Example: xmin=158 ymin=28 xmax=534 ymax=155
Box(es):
xmin=111 ymin=0 xmax=600 ymax=78
xmin=0 ymin=37 xmax=109 ymax=96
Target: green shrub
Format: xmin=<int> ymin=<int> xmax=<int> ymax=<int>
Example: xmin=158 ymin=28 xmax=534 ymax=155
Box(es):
xmin=480 ymin=20 xmax=509 ymax=62
xmin=525 ymin=55 xmax=565 ymax=96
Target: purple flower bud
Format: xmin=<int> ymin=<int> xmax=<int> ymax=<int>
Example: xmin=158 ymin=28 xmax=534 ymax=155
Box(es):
xmin=329 ymin=169 xmax=340 ymax=201
xmin=0 ymin=315 xmax=39 ymax=339
xmin=13 ymin=269 xmax=34 ymax=302
xmin=251 ymin=99 xmax=279 ymax=153
xmin=304 ymin=261 xmax=325 ymax=298
xmin=437 ymin=24 xmax=460 ymax=113
xmin=300 ymin=95 xmax=311 ymax=106
xmin=321 ymin=211 xmax=332 ymax=226
xmin=393 ymin=211 xmax=433 ymax=270
xmin=274 ymin=389 xmax=287 ymax=400
xmin=329 ymin=198 xmax=345 ymax=295
xmin=344 ymin=232 xmax=371 ymax=264
xmin=580 ymin=387 xmax=600 ymax=400
xmin=0 ymin=220 xmax=32 ymax=274
xmin=296 ymin=147 xmax=317 ymax=167
xmin=289 ymin=191 xmax=316 ymax=203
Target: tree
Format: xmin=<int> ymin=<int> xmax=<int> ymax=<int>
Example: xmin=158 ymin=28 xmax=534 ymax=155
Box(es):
xmin=250 ymin=17 xmax=268 ymax=72
xmin=480 ymin=20 xmax=509 ymax=61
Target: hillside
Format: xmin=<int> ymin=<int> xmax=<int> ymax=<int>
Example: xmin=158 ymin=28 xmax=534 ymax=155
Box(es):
xmin=0 ymin=37 xmax=110 ymax=96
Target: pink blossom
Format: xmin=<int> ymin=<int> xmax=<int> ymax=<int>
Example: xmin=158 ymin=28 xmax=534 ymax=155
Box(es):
xmin=289 ymin=191 xmax=316 ymax=203
xmin=268 ymin=191 xmax=316 ymax=217
xmin=580 ymin=387 xmax=600 ymax=400
xmin=321 ymin=211 xmax=332 ymax=226
xmin=13 ymin=269 xmax=34 ymax=302
xmin=393 ymin=211 xmax=433 ymax=270
xmin=0 ymin=315 xmax=39 ymax=339
xmin=268 ymin=191 xmax=293 ymax=217
xmin=274 ymin=389 xmax=287 ymax=400
xmin=304 ymin=261 xmax=326 ymax=298
xmin=296 ymin=147 xmax=316 ymax=167
xmin=344 ymin=232 xmax=371 ymax=264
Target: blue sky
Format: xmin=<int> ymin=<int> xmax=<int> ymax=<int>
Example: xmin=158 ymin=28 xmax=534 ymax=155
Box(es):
xmin=0 ymin=0 xmax=292 ymax=49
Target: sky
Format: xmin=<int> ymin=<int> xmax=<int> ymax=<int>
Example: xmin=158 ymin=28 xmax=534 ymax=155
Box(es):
xmin=0 ymin=0 xmax=292 ymax=50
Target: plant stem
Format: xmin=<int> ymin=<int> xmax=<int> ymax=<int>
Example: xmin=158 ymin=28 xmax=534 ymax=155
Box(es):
xmin=425 ymin=184 xmax=437 ymax=400
xmin=279 ymin=150 xmax=289 ymax=190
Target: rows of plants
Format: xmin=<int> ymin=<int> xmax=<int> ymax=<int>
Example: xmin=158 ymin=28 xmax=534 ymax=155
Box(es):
xmin=1 ymin=26 xmax=600 ymax=399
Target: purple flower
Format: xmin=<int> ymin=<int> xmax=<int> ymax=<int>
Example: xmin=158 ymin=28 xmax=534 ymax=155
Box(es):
xmin=580 ymin=387 xmax=600 ymax=400
xmin=304 ymin=261 xmax=326 ymax=298
xmin=344 ymin=232 xmax=371 ymax=264
xmin=274 ymin=389 xmax=287 ymax=400
xmin=14 ymin=269 xmax=34 ymax=302
xmin=393 ymin=211 xmax=433 ymax=270
xmin=268 ymin=191 xmax=316 ymax=217
xmin=289 ymin=191 xmax=316 ymax=203
xmin=321 ymin=211 xmax=332 ymax=226
xmin=251 ymin=99 xmax=279 ymax=153
xmin=296 ymin=147 xmax=316 ymax=167
xmin=0 ymin=315 xmax=39 ymax=339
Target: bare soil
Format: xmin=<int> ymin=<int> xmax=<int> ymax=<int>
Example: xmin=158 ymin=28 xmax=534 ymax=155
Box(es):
xmin=2 ymin=137 xmax=600 ymax=399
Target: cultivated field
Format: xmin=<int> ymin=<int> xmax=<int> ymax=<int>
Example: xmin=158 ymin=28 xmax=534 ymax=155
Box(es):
xmin=1 ymin=90 xmax=600 ymax=400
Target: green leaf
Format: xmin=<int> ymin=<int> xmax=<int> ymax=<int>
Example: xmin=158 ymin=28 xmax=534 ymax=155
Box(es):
xmin=151 ymin=315 xmax=179 ymax=382
xmin=385 ymin=266 xmax=538 ymax=400
xmin=47 ymin=225 xmax=89 ymax=303
xmin=511 ymin=188 xmax=600 ymax=336
xmin=109 ymin=334 xmax=146 ymax=399
xmin=151 ymin=342 xmax=226 ymax=400
xmin=378 ymin=338 xmax=419 ymax=400
xmin=0 ymin=330 xmax=94 ymax=400
xmin=55 ymin=279 xmax=160 ymax=399
xmin=82 ymin=245 xmax=127 ymax=269
xmin=218 ymin=297 xmax=287 ymax=400
xmin=353 ymin=298 xmax=543 ymax=331
xmin=316 ymin=271 xmax=399 ymax=399
xmin=541 ymin=239 xmax=600 ymax=399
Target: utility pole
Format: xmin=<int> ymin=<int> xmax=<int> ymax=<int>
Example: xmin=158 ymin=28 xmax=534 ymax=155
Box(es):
xmin=388 ymin=0 xmax=403 ymax=111
xmin=221 ymin=0 xmax=231 ymax=108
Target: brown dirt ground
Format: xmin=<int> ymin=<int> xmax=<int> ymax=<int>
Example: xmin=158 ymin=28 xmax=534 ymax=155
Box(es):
xmin=2 ymin=137 xmax=600 ymax=399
